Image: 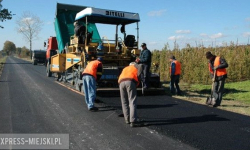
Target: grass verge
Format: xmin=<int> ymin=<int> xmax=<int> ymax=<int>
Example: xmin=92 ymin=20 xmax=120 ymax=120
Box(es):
xmin=168 ymin=81 xmax=250 ymax=116
xmin=0 ymin=56 xmax=7 ymax=78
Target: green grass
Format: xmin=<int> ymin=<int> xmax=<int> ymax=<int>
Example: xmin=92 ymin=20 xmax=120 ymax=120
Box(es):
xmin=0 ymin=56 xmax=7 ymax=76
xmin=189 ymin=80 xmax=250 ymax=104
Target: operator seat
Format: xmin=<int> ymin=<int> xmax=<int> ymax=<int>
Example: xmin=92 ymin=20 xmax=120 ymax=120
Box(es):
xmin=124 ymin=35 xmax=135 ymax=47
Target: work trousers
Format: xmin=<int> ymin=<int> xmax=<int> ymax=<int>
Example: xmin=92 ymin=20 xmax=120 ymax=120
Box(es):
xmin=82 ymin=75 xmax=96 ymax=109
xmin=170 ymin=75 xmax=181 ymax=95
xmin=213 ymin=78 xmax=225 ymax=106
xmin=142 ymin=64 xmax=150 ymax=88
xmin=119 ymin=81 xmax=137 ymax=123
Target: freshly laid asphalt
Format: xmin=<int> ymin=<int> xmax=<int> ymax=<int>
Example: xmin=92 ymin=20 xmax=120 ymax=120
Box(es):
xmin=0 ymin=56 xmax=250 ymax=150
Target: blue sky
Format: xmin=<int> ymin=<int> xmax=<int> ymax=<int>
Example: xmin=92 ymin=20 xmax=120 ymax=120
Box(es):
xmin=0 ymin=0 xmax=250 ymax=51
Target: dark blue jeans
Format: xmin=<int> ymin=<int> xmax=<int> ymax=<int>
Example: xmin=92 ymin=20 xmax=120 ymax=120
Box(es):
xmin=142 ymin=64 xmax=150 ymax=88
xmin=170 ymin=75 xmax=181 ymax=95
xmin=82 ymin=75 xmax=96 ymax=109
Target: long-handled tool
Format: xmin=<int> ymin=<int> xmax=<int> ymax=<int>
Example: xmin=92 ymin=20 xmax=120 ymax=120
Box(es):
xmin=141 ymin=81 xmax=144 ymax=96
xmin=206 ymin=70 xmax=216 ymax=105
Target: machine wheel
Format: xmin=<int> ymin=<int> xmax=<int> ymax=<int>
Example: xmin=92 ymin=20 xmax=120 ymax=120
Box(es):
xmin=46 ymin=61 xmax=52 ymax=77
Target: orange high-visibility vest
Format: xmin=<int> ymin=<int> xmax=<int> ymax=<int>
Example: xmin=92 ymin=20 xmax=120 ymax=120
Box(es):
xmin=209 ymin=56 xmax=227 ymax=76
xmin=118 ymin=65 xmax=139 ymax=86
xmin=170 ymin=60 xmax=181 ymax=75
xmin=83 ymin=60 xmax=102 ymax=80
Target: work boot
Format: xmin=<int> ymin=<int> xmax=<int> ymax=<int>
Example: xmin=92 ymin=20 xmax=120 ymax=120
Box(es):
xmin=206 ymin=97 xmax=212 ymax=105
xmin=125 ymin=119 xmax=130 ymax=124
xmin=130 ymin=122 xmax=144 ymax=127
xmin=211 ymin=98 xmax=216 ymax=106
xmin=88 ymin=107 xmax=99 ymax=111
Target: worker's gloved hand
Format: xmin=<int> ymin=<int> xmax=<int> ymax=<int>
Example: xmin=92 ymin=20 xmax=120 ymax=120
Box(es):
xmin=213 ymin=66 xmax=218 ymax=71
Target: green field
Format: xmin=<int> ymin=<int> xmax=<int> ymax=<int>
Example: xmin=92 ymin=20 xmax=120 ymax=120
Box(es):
xmin=190 ymin=80 xmax=250 ymax=104
xmin=173 ymin=80 xmax=250 ymax=116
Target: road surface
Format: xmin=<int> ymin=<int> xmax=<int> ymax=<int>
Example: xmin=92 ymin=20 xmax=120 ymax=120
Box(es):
xmin=0 ymin=57 xmax=250 ymax=150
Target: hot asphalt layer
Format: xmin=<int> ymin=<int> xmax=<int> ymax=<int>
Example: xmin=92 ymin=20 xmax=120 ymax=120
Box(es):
xmin=0 ymin=57 xmax=250 ymax=150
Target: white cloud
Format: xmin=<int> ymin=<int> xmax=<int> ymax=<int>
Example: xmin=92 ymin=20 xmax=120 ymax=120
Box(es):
xmin=168 ymin=35 xmax=184 ymax=40
xmin=200 ymin=33 xmax=208 ymax=37
xmin=210 ymin=33 xmax=224 ymax=39
xmin=243 ymin=32 xmax=250 ymax=37
xmin=245 ymin=17 xmax=250 ymax=22
xmin=148 ymin=9 xmax=167 ymax=17
xmin=22 ymin=17 xmax=34 ymax=25
xmin=22 ymin=17 xmax=32 ymax=22
xmin=176 ymin=30 xmax=191 ymax=34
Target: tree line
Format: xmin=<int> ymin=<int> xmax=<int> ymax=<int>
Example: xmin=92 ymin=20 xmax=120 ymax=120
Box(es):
xmin=1 ymin=40 xmax=30 ymax=57
xmin=151 ymin=43 xmax=250 ymax=84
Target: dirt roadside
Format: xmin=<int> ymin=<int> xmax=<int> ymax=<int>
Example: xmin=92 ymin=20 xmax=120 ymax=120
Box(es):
xmin=173 ymin=91 xmax=250 ymax=117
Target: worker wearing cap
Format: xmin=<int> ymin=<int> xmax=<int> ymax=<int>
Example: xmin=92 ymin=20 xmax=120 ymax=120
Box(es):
xmin=74 ymin=21 xmax=86 ymax=44
xmin=135 ymin=43 xmax=151 ymax=89
xmin=205 ymin=51 xmax=228 ymax=107
xmin=118 ymin=62 xmax=144 ymax=127
xmin=169 ymin=55 xmax=181 ymax=95
xmin=82 ymin=57 xmax=103 ymax=111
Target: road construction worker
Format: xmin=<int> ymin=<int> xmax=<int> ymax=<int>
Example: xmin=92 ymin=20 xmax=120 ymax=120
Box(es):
xmin=135 ymin=43 xmax=151 ymax=89
xmin=118 ymin=62 xmax=144 ymax=127
xmin=74 ymin=21 xmax=86 ymax=44
xmin=82 ymin=57 xmax=103 ymax=111
xmin=205 ymin=51 xmax=228 ymax=107
xmin=169 ymin=55 xmax=181 ymax=95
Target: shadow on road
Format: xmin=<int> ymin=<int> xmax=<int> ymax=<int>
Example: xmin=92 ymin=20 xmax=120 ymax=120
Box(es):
xmin=97 ymin=106 xmax=117 ymax=112
xmin=3 ymin=62 xmax=31 ymax=64
xmin=141 ymin=114 xmax=230 ymax=126
xmin=137 ymin=104 xmax=177 ymax=109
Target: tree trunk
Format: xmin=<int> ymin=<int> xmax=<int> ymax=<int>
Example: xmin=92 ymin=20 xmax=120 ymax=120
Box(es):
xmin=30 ymin=39 xmax=32 ymax=60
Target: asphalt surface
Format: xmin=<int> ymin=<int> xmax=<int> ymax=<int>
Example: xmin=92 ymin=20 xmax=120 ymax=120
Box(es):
xmin=0 ymin=56 xmax=250 ymax=150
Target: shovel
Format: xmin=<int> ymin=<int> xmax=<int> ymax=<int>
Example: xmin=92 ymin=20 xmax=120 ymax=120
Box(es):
xmin=141 ymin=81 xmax=144 ymax=96
xmin=206 ymin=70 xmax=216 ymax=105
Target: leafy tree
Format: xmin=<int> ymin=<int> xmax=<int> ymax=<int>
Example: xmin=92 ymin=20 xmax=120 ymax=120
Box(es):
xmin=20 ymin=46 xmax=30 ymax=57
xmin=16 ymin=11 xmax=43 ymax=59
xmin=0 ymin=0 xmax=14 ymax=29
xmin=2 ymin=40 xmax=16 ymax=55
xmin=16 ymin=47 xmax=21 ymax=55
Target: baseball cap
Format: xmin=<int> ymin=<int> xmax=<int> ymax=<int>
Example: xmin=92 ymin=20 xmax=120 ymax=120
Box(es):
xmin=141 ymin=43 xmax=146 ymax=47
xmin=205 ymin=51 xmax=213 ymax=59
xmin=97 ymin=57 xmax=103 ymax=62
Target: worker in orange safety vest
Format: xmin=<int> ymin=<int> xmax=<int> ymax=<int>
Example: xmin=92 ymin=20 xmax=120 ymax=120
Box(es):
xmin=205 ymin=51 xmax=228 ymax=107
xmin=169 ymin=55 xmax=181 ymax=95
xmin=118 ymin=62 xmax=144 ymax=127
xmin=82 ymin=57 xmax=103 ymax=111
